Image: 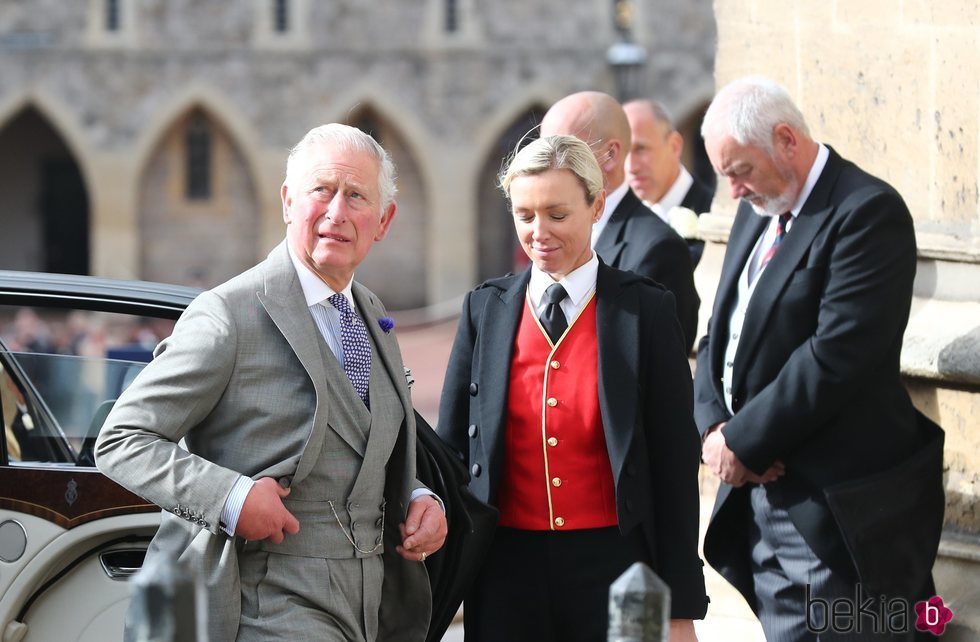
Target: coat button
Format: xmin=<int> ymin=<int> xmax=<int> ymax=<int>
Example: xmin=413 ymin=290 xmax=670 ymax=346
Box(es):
xmin=550 ymin=360 xmax=560 ymax=369
xmin=551 ymin=477 xmax=561 ymax=487
xmin=469 ymin=382 xmax=479 ymax=396
xmin=471 ymin=464 xmax=482 ymax=477
xmin=554 ymin=517 xmax=565 ymax=527
xmin=547 ymin=437 xmax=558 ymax=447
xmin=547 ymin=397 xmax=557 ymax=407
xmin=468 ymin=424 xmax=478 ymax=438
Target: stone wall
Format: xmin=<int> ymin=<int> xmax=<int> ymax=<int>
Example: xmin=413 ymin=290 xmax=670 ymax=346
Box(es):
xmin=0 ymin=0 xmax=716 ymax=304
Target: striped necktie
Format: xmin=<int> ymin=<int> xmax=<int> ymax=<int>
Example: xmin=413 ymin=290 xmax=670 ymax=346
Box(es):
xmin=759 ymin=213 xmax=792 ymax=271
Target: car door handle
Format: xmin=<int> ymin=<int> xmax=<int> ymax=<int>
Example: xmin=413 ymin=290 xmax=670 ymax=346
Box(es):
xmin=99 ymin=549 xmax=146 ymax=580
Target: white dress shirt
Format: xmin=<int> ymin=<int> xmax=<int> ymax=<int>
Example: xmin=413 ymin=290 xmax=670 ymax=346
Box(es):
xmin=648 ymin=166 xmax=695 ymax=222
xmin=527 ymin=251 xmax=599 ymax=324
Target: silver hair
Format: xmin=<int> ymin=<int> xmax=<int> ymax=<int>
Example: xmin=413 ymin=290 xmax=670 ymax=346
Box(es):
xmin=499 ymin=134 xmax=604 ymax=204
xmin=285 ymin=123 xmax=397 ymax=210
xmin=701 ymin=76 xmax=810 ymax=153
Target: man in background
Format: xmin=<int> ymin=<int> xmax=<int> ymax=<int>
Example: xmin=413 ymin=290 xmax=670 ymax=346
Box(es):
xmin=624 ymin=98 xmax=715 ymax=268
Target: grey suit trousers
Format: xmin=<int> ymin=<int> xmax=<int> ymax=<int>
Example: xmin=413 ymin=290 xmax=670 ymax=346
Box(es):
xmin=749 ymin=485 xmax=915 ymax=642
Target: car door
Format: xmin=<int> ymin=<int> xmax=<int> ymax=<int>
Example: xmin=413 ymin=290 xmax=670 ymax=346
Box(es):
xmin=0 ymin=272 xmax=195 ymax=642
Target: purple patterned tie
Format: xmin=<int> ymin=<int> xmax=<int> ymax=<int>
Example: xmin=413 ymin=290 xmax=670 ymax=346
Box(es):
xmin=327 ymin=293 xmax=372 ymax=405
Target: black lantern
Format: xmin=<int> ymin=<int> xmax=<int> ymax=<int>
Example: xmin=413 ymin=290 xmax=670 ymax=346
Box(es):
xmin=606 ymin=0 xmax=647 ymax=101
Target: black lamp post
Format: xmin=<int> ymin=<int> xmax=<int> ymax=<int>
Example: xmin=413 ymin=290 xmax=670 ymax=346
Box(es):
xmin=606 ymin=0 xmax=648 ymax=101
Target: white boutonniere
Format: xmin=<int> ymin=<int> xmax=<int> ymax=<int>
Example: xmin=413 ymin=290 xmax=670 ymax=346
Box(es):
xmin=404 ymin=367 xmax=415 ymax=389
xmin=667 ymin=206 xmax=701 ymax=240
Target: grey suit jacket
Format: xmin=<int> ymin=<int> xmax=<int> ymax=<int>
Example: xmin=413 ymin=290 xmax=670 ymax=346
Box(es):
xmin=95 ymin=241 xmax=430 ymax=641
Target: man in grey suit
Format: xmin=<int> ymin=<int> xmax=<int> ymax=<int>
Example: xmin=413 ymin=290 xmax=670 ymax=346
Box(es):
xmin=96 ymin=124 xmax=448 ymax=642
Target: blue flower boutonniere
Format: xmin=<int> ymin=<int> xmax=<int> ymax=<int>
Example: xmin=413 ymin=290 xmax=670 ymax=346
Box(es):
xmin=378 ymin=316 xmax=395 ymax=333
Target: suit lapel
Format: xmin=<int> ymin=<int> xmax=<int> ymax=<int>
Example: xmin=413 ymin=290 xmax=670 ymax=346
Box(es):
xmin=707 ymin=207 xmax=767 ymax=383
xmin=256 ymin=244 xmax=365 ymax=484
xmin=732 ymin=150 xmax=845 ymax=380
xmin=354 ymin=282 xmax=414 ymax=433
xmin=594 ymin=189 xmax=641 ymax=267
xmin=714 ymin=207 xmax=767 ymax=318
xmin=478 ymin=270 xmax=529 ymax=467
xmin=595 ymin=263 xmax=637 ymax=483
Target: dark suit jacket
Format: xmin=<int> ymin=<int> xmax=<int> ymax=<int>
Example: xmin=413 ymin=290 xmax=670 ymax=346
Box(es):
xmin=680 ymin=177 xmax=715 ymax=268
xmin=595 ymin=188 xmax=700 ymax=352
xmin=437 ymin=262 xmax=709 ymax=619
xmin=693 ymin=147 xmax=945 ymax=607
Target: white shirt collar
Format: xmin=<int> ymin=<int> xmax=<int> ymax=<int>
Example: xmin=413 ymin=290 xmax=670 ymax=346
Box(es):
xmin=649 ymin=166 xmax=695 ymax=220
xmin=592 ymin=180 xmax=629 ymax=247
xmin=787 ymin=143 xmax=829 ymax=219
xmin=527 ymin=251 xmax=598 ymax=311
xmin=286 ymin=244 xmax=355 ymax=309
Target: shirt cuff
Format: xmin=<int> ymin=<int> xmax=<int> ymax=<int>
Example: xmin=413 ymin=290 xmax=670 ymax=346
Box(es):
xmin=220 ymin=475 xmax=254 ymax=536
xmin=410 ymin=488 xmax=445 ymax=513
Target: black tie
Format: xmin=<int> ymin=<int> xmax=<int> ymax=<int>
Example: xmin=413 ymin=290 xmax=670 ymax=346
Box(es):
xmin=540 ymin=283 xmax=569 ymax=344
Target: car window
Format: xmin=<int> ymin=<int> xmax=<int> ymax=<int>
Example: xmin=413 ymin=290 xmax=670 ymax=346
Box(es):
xmin=0 ymin=305 xmax=176 ymax=467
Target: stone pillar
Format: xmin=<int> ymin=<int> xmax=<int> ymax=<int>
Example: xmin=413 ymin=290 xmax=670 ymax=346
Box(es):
xmin=607 ymin=562 xmax=669 ymax=642
xmin=126 ymin=554 xmax=200 ymax=642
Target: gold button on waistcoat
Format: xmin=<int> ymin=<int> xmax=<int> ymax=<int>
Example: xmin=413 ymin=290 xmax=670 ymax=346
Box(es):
xmin=554 ymin=517 xmax=565 ymax=527
xmin=550 ymin=360 xmax=560 ymax=369
xmin=552 ymin=477 xmax=561 ymax=487
xmin=547 ymin=397 xmax=557 ymax=407
xmin=547 ymin=437 xmax=558 ymax=447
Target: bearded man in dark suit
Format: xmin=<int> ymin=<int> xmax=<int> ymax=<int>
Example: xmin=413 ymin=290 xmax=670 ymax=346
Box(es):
xmin=695 ymin=76 xmax=945 ymax=641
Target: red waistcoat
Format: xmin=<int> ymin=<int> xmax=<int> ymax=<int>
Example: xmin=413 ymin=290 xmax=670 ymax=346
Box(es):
xmin=496 ymin=293 xmax=618 ymax=531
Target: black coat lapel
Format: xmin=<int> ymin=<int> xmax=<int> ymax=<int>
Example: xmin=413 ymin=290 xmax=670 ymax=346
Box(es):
xmin=594 ymin=189 xmax=642 ymax=266
xmin=707 ymin=208 xmax=767 ymax=379
xmin=596 ymin=262 xmax=638 ymax=483
xmin=477 ymin=269 xmax=530 ymax=469
xmin=733 ymin=150 xmax=845 ymax=372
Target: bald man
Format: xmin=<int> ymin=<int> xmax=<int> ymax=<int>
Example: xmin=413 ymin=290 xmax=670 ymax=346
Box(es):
xmin=540 ymin=91 xmax=699 ymax=351
xmin=624 ymin=99 xmax=715 ymax=268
